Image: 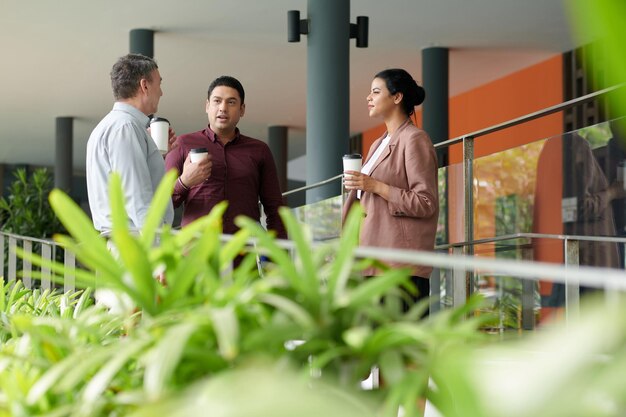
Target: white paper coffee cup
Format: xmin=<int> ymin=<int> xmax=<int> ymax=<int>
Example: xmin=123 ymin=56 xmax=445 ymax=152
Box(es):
xmin=149 ymin=117 xmax=170 ymax=154
xmin=190 ymin=147 xmax=209 ymax=163
xmin=342 ymin=154 xmax=362 ymax=174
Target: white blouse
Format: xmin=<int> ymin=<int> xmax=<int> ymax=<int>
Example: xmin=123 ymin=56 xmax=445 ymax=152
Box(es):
xmin=358 ymin=134 xmax=391 ymax=199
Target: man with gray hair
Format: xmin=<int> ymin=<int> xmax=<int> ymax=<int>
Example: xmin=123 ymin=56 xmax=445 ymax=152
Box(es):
xmin=86 ymin=53 xmax=175 ymax=234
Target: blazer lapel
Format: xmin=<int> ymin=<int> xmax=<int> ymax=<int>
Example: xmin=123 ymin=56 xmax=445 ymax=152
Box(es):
xmin=369 ymin=142 xmax=393 ymax=175
xmin=368 ymin=119 xmax=412 ymax=175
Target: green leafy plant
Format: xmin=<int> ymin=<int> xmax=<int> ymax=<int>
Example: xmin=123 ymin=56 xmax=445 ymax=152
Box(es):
xmin=0 ymin=168 xmax=62 ymax=238
xmin=0 ymin=170 xmax=490 ymax=417
xmin=568 ymin=1 xmax=626 ymax=130
xmin=426 ymin=294 xmax=626 ymax=417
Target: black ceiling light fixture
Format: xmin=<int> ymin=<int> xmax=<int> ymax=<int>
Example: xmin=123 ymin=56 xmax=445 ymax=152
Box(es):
xmin=287 ymin=10 xmax=368 ymax=48
xmin=287 ymin=10 xmax=308 ymax=43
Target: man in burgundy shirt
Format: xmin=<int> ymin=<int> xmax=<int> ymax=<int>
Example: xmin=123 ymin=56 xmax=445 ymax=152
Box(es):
xmin=165 ymin=76 xmax=287 ymax=238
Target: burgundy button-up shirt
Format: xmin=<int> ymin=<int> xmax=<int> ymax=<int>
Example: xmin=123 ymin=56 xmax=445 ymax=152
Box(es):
xmin=165 ymin=126 xmax=287 ymax=238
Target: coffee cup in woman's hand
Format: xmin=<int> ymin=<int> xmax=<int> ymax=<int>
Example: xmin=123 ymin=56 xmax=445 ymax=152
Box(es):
xmin=343 ymin=154 xmax=362 ymax=177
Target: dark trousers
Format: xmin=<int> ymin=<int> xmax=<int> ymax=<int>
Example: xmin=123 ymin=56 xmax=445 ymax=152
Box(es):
xmin=404 ymin=276 xmax=430 ymax=316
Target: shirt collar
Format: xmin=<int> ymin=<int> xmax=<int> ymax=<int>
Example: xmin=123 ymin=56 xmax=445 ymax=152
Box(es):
xmin=112 ymin=102 xmax=151 ymax=128
xmin=204 ymin=125 xmax=241 ymax=144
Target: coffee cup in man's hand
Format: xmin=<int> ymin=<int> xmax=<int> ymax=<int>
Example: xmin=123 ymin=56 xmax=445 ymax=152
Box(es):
xmin=149 ymin=116 xmax=170 ymax=154
xmin=190 ymin=147 xmax=209 ymax=163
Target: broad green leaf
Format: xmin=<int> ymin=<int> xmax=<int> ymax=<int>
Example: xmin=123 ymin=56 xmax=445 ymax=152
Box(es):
xmin=335 ymin=269 xmax=410 ymax=309
xmin=378 ymin=350 xmax=405 ymax=385
xmin=27 ymin=349 xmax=97 ymax=405
xmin=568 ymin=1 xmax=626 ymax=113
xmin=80 ymin=339 xmax=151 ymax=409
xmin=109 ymin=173 xmax=131 ymax=237
xmin=278 ymin=207 xmax=320 ymax=305
xmin=16 ymin=247 xmax=139 ymax=300
xmin=161 ymin=226 xmax=220 ymax=309
xmin=48 ymin=190 xmax=111 ymax=264
xmin=174 ymin=201 xmax=228 ymax=247
xmin=72 ymin=288 xmax=94 ymax=318
xmin=140 ymin=170 xmax=177 ymax=249
xmin=342 ymin=326 xmax=372 ymax=350
xmin=328 ymin=204 xmax=362 ymax=302
xmin=235 ymin=216 xmax=305 ymax=295
xmin=143 ymin=322 xmax=198 ymax=400
xmin=27 ymin=349 xmax=113 ymax=398
xmin=231 ymin=252 xmax=260 ymax=284
xmin=110 ymin=231 xmax=157 ymax=315
xmin=308 ymin=346 xmax=352 ymax=371
xmin=219 ymin=228 xmax=251 ymax=271
xmin=52 ymin=235 xmax=123 ymax=282
xmin=362 ymin=323 xmax=429 ymax=355
xmin=210 ymin=306 xmax=239 ymax=361
xmin=258 ymin=293 xmax=315 ymax=329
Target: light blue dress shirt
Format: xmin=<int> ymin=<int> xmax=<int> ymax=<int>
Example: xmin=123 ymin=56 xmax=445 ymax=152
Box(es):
xmin=86 ymin=102 xmax=174 ymax=234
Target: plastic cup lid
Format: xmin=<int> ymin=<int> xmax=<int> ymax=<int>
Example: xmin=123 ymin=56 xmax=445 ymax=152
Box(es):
xmin=190 ymin=147 xmax=208 ymax=153
xmin=150 ymin=116 xmax=170 ymax=124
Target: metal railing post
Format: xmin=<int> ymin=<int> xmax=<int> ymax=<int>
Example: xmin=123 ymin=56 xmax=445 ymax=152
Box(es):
xmin=564 ymin=238 xmax=580 ymax=323
xmin=64 ymin=249 xmax=75 ymax=293
xmin=452 ymin=246 xmax=466 ymax=308
xmin=8 ymin=237 xmax=17 ymax=282
xmin=521 ymin=245 xmax=535 ymax=330
xmin=23 ymin=240 xmax=32 ymax=289
xmin=41 ymin=243 xmax=52 ymax=291
xmin=463 ymin=136 xmax=474 ymax=299
xmin=430 ymin=266 xmax=441 ymax=314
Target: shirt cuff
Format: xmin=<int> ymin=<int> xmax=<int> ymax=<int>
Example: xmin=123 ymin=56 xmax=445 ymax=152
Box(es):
xmin=174 ymin=176 xmax=191 ymax=195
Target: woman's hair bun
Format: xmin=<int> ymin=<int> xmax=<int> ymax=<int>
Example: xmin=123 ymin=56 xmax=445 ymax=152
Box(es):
xmin=407 ymin=79 xmax=425 ymax=107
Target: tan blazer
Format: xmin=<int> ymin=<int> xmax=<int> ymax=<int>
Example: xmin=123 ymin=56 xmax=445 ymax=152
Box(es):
xmin=342 ymin=120 xmax=439 ymax=277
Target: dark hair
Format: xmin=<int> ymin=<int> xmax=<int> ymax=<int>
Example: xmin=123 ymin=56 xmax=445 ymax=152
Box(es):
xmin=374 ymin=68 xmax=425 ymax=117
xmin=207 ymin=76 xmax=245 ymax=104
xmin=110 ymin=54 xmax=158 ymax=100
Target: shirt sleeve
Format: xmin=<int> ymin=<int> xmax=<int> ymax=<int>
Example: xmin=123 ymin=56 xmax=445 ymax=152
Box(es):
xmin=107 ymin=123 xmax=156 ymax=231
xmin=259 ymin=145 xmax=288 ymax=239
xmin=164 ymin=142 xmax=189 ymax=208
xmin=385 ymin=130 xmax=439 ymax=219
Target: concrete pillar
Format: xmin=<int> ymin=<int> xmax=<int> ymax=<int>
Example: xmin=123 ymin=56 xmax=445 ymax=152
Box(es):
xmin=130 ymin=29 xmax=154 ymax=57
xmin=422 ymin=47 xmax=449 ymax=166
xmin=306 ymin=0 xmax=350 ymax=203
xmin=55 ymin=117 xmax=73 ymax=194
xmin=268 ymin=126 xmax=288 ymax=192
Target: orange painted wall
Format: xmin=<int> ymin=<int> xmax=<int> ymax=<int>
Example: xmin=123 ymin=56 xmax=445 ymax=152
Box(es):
xmin=448 ymin=55 xmax=563 ymax=161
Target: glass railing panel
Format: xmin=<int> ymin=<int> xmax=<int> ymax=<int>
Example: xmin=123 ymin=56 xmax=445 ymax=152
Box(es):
xmin=291 ymin=195 xmax=343 ymax=241
xmin=471 ymin=117 xmax=626 ymax=268
xmin=437 ymin=162 xmax=464 ymax=246
xmin=472 ymin=139 xmax=545 ymax=240
xmin=470 ymin=238 xmax=539 ymax=332
xmin=558 ymin=118 xmax=626 ymax=269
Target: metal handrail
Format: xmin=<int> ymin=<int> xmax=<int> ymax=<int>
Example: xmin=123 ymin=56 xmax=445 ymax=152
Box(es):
xmin=279 ymin=86 xmax=624 ymax=198
xmin=436 ymin=232 xmax=626 ymax=250
xmin=0 ymin=230 xmax=56 ymax=246
xmin=5 ymin=227 xmax=624 ymax=286
xmin=282 ymin=174 xmax=343 ymax=197
xmin=433 ymin=84 xmax=624 ymax=149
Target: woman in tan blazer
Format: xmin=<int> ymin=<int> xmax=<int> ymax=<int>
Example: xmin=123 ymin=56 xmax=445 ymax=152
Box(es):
xmin=342 ymin=68 xmax=439 ymax=307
